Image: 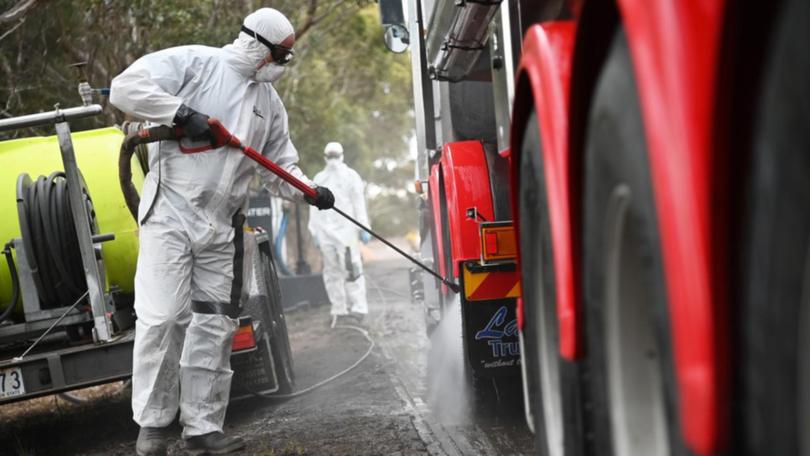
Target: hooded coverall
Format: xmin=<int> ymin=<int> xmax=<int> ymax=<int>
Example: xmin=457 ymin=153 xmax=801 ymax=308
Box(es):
xmin=109 ymin=12 xmax=310 ymax=438
xmin=308 ymin=157 xmax=369 ymax=316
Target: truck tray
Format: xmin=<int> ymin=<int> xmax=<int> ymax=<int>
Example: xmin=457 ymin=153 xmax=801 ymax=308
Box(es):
xmin=0 ymin=330 xmax=134 ymax=405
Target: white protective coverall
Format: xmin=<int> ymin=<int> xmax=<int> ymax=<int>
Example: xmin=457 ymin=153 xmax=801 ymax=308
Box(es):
xmin=308 ymin=143 xmax=369 ymax=316
xmin=109 ymin=9 xmax=310 ymax=438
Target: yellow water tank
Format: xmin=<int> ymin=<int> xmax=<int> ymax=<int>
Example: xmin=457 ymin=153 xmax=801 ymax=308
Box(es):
xmin=0 ymin=127 xmax=144 ymax=313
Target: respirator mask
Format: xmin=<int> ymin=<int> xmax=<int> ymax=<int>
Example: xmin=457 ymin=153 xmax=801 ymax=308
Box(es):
xmin=255 ymin=62 xmax=286 ymax=83
xmin=242 ymin=24 xmax=294 ymax=83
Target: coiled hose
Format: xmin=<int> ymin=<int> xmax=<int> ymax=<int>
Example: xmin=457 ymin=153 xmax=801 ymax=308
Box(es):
xmin=16 ymin=172 xmax=93 ymax=309
xmin=0 ymin=243 xmax=19 ymax=323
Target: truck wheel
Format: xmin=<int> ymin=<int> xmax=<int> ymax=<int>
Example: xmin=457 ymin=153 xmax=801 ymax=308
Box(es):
xmin=259 ymin=241 xmax=295 ymax=394
xmin=736 ymin=0 xmax=809 ymax=453
xmin=582 ymin=28 xmax=685 ymax=456
xmin=236 ymin=241 xmax=294 ymax=396
xmin=519 ymin=110 xmax=583 ymax=456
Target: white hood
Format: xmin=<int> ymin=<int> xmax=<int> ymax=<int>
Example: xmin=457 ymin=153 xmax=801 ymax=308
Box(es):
xmin=223 ymin=8 xmax=294 ymax=80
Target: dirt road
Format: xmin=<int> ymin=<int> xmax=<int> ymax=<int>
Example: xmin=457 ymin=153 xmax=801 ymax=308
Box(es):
xmin=0 ymin=254 xmax=534 ymax=455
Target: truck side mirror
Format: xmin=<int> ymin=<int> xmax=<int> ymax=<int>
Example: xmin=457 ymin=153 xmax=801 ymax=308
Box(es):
xmin=379 ymin=0 xmax=410 ymax=54
xmin=384 ymin=24 xmax=410 ymax=53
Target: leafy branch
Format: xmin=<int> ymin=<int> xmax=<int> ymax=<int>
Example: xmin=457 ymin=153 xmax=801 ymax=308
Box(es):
xmin=0 ymin=0 xmax=39 ymax=25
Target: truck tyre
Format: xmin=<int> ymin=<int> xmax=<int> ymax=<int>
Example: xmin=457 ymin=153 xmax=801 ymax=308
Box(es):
xmin=237 ymin=241 xmax=294 ymax=396
xmin=736 ymin=0 xmax=809 ymax=453
xmin=259 ymin=241 xmax=295 ymax=394
xmin=582 ymin=28 xmax=686 ymax=456
xmin=519 ymin=110 xmax=583 ymax=456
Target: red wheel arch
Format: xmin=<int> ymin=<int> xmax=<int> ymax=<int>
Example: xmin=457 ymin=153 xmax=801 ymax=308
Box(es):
xmin=616 ymin=1 xmax=730 ymax=453
xmin=510 ymin=22 xmax=578 ymax=359
xmin=428 ymin=164 xmax=448 ymax=293
xmin=517 ymin=2 xmax=730 ymax=452
xmin=429 ymin=141 xmax=496 ymax=292
xmin=559 ymin=0 xmax=730 ymax=453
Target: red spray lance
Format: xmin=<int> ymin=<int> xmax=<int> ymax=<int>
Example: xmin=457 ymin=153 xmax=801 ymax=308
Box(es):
xmin=118 ymin=119 xmax=461 ymax=293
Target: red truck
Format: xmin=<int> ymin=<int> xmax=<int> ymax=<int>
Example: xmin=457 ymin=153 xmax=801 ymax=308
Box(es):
xmin=380 ymin=0 xmax=809 ymax=454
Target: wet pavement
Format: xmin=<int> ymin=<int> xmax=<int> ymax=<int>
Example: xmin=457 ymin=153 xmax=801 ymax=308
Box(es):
xmin=0 ymin=250 xmax=535 ymax=455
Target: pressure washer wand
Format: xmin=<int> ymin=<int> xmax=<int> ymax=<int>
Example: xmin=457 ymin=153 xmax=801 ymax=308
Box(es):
xmin=331 ymin=206 xmax=460 ymax=293
xmin=167 ymin=121 xmax=461 ymax=293
xmin=231 ymin=137 xmax=461 ymax=293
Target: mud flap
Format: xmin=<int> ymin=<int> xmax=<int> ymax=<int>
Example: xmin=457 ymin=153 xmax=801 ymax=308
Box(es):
xmin=231 ymin=316 xmax=279 ymax=397
xmin=460 ymin=262 xmax=521 ymax=378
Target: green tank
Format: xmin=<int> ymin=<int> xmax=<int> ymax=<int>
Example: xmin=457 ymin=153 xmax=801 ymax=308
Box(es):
xmin=0 ymin=127 xmax=144 ymax=313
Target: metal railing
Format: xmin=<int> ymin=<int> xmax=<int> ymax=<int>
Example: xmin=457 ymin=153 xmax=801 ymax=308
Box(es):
xmin=0 ymin=104 xmax=103 ymax=133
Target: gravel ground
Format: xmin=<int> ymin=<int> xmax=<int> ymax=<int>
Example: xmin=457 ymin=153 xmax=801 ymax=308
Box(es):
xmin=0 ymin=247 xmax=534 ymax=455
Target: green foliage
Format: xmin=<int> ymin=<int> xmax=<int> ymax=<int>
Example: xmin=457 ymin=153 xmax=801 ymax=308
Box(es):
xmin=0 ymin=0 xmax=416 ymax=235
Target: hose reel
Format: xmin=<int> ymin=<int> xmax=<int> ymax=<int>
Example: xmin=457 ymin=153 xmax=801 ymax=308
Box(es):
xmin=15 ymin=170 xmax=100 ymax=310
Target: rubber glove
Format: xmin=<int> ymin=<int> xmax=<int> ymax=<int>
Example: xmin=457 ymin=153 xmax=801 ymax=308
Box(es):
xmin=173 ymin=104 xmax=211 ymax=141
xmin=305 ymin=186 xmax=335 ymax=210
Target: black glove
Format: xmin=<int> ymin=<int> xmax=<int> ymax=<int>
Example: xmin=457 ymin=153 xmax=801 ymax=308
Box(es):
xmin=173 ymin=104 xmax=211 ymax=141
xmin=305 ymin=186 xmax=335 ymax=210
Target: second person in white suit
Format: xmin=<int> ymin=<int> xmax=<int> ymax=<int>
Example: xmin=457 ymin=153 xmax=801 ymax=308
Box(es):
xmin=308 ymin=142 xmax=370 ymax=327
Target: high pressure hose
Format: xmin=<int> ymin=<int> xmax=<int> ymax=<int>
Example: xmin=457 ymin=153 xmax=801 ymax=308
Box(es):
xmin=58 ymin=379 xmax=131 ymax=404
xmin=242 ymin=324 xmax=375 ymax=401
xmin=118 ymin=123 xmax=178 ymax=221
xmin=118 ymin=124 xmax=298 ymax=278
xmin=247 ymin=272 xmax=404 ymax=400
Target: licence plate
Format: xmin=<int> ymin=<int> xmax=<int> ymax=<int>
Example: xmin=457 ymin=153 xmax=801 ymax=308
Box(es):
xmin=0 ymin=367 xmax=25 ymax=399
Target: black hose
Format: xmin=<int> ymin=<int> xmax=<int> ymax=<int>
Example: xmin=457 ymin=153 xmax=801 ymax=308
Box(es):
xmin=118 ymin=124 xmax=178 ymax=221
xmin=17 ymin=172 xmax=91 ymax=309
xmin=0 ymin=243 xmax=19 ymax=323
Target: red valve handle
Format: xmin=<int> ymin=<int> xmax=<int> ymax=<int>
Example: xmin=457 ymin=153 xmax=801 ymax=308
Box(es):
xmin=177 ymin=118 xmax=236 ymax=154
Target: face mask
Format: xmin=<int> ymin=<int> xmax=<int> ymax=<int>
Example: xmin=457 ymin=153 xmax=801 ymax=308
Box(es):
xmin=255 ymin=62 xmax=286 ymax=82
xmin=325 ymin=156 xmax=343 ymax=168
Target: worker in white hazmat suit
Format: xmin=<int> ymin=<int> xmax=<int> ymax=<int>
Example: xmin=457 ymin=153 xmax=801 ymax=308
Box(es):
xmin=308 ymin=142 xmax=370 ymax=327
xmin=109 ymin=8 xmax=334 ymax=456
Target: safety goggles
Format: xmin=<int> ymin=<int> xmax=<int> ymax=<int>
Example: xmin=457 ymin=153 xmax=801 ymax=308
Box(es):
xmin=241 ymin=25 xmax=295 ymax=65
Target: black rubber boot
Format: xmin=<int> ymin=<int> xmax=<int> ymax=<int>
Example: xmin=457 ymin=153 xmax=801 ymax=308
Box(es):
xmin=184 ymin=432 xmax=245 ymax=455
xmin=136 ymin=427 xmax=170 ymax=456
